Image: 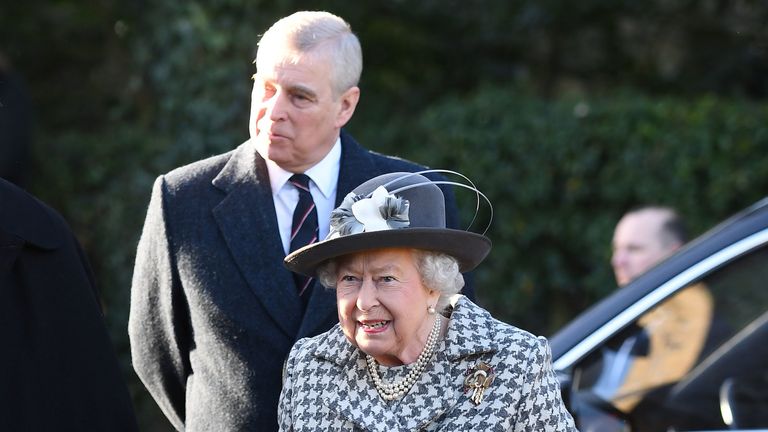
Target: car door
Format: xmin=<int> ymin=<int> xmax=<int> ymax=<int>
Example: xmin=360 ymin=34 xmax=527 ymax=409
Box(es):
xmin=552 ymin=207 xmax=768 ymax=431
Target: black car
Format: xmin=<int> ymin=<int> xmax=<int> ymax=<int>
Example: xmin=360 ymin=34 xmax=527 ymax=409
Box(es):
xmin=551 ymin=197 xmax=768 ymax=431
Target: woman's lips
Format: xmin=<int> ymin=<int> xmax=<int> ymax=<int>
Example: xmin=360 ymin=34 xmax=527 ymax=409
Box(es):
xmin=359 ymin=320 xmax=390 ymax=334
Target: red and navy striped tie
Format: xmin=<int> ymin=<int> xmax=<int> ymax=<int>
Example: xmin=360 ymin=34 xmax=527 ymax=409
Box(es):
xmin=289 ymin=174 xmax=318 ymax=298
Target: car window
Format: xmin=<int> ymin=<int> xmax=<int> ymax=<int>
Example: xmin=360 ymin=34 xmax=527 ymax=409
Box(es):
xmin=569 ymin=245 xmax=768 ymax=431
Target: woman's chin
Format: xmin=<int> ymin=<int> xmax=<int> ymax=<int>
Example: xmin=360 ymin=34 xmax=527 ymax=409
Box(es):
xmin=355 ymin=339 xmax=387 ymax=359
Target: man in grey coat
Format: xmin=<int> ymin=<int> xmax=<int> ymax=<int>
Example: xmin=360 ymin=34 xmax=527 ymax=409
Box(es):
xmin=129 ymin=11 xmax=464 ymax=431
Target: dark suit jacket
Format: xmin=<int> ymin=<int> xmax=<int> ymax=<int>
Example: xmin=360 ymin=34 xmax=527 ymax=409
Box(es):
xmin=129 ymin=132 xmax=466 ymax=431
xmin=0 ymin=179 xmax=138 ymax=432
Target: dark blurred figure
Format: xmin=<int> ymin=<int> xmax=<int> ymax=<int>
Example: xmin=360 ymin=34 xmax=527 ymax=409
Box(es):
xmin=0 ymin=178 xmax=138 ymax=431
xmin=0 ymin=52 xmax=32 ymax=187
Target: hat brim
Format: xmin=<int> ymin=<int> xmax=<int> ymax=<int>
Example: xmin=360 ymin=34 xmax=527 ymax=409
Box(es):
xmin=284 ymin=228 xmax=491 ymax=277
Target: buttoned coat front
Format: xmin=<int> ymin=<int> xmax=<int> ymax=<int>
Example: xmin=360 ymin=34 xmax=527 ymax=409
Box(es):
xmin=279 ymin=295 xmax=577 ymax=432
xmin=128 ymin=131 xmax=463 ymax=431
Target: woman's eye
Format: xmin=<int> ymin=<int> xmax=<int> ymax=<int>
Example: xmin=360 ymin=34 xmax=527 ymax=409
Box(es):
xmin=380 ymin=276 xmax=396 ymax=283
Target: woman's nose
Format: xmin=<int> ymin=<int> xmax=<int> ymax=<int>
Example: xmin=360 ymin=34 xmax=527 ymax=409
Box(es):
xmin=356 ymin=278 xmax=378 ymax=311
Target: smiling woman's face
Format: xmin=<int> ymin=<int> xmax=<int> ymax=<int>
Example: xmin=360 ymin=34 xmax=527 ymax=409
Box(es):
xmin=335 ymin=248 xmax=440 ymax=366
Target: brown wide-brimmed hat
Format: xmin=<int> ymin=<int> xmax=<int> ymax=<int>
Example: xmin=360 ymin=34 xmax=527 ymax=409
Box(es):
xmin=284 ymin=171 xmax=492 ymax=277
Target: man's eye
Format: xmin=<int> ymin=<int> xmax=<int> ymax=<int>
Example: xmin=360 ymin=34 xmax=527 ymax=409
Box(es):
xmin=291 ymin=93 xmax=315 ymax=106
xmin=340 ymin=275 xmax=357 ymax=282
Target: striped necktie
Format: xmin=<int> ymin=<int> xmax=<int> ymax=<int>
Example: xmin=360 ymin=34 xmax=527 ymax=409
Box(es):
xmin=289 ymin=174 xmax=318 ymax=297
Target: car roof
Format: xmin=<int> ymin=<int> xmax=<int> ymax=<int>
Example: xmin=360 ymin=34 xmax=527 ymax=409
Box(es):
xmin=550 ymin=196 xmax=768 ymax=364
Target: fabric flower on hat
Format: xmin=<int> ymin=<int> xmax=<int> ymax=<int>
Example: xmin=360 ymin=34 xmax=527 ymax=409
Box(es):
xmin=329 ymin=186 xmax=409 ymax=238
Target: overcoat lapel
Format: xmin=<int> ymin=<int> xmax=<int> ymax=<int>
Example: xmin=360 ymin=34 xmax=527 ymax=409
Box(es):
xmin=0 ymin=179 xmax=61 ymax=251
xmin=0 ymin=180 xmax=61 ymax=272
xmin=212 ymin=140 xmax=302 ymax=338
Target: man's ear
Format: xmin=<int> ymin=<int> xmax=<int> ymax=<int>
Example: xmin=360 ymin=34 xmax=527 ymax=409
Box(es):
xmin=335 ymin=86 xmax=360 ymax=128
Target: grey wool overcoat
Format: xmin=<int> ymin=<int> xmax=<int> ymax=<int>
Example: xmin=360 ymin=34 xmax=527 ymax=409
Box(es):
xmin=279 ymin=295 xmax=578 ymax=432
xmin=128 ymin=131 xmax=463 ymax=431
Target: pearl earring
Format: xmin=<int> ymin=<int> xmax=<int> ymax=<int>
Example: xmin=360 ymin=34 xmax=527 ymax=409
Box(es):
xmin=427 ymin=305 xmax=436 ymax=315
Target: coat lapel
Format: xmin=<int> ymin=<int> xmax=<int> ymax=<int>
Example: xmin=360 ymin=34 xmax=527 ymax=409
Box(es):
xmin=0 ymin=179 xmax=61 ymax=251
xmin=0 ymin=179 xmax=61 ymax=273
xmin=212 ymin=141 xmax=302 ymax=338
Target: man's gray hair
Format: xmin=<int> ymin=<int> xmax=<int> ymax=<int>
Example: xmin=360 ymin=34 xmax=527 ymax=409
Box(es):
xmin=255 ymin=11 xmax=362 ymax=97
xmin=315 ymin=250 xmax=465 ymax=314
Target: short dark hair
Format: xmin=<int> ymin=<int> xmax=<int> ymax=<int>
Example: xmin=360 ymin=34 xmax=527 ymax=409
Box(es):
xmin=661 ymin=211 xmax=688 ymax=244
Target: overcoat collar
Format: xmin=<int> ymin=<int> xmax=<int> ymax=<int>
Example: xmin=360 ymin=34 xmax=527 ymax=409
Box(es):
xmin=211 ymin=139 xmax=301 ymax=337
xmin=210 ymin=131 xmax=386 ymax=339
xmin=311 ymin=295 xmax=503 ymax=431
xmin=0 ymin=179 xmax=62 ymax=250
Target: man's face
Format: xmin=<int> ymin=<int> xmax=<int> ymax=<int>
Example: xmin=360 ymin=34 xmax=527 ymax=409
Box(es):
xmin=611 ymin=211 xmax=680 ymax=286
xmin=249 ymin=46 xmax=359 ymax=173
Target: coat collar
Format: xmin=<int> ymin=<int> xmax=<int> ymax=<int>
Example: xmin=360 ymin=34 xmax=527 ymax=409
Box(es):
xmin=310 ymin=295 xmax=501 ymax=431
xmin=441 ymin=294 xmax=507 ymax=360
xmin=0 ymin=178 xmax=62 ymax=251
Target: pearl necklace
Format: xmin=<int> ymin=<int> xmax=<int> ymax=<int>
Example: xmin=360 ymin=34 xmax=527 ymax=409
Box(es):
xmin=366 ymin=315 xmax=442 ymax=401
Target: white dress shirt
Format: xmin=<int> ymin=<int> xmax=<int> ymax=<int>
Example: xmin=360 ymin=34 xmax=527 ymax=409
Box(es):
xmin=257 ymin=138 xmax=341 ymax=255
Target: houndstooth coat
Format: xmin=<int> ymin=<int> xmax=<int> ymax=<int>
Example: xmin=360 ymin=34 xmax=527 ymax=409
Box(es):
xmin=278 ymin=295 xmax=577 ymax=431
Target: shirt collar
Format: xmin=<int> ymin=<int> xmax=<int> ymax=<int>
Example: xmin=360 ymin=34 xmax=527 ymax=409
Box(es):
xmin=260 ymin=137 xmax=341 ymax=198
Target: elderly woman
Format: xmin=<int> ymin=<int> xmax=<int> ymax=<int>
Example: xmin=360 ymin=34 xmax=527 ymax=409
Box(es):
xmin=281 ymin=172 xmax=576 ymax=431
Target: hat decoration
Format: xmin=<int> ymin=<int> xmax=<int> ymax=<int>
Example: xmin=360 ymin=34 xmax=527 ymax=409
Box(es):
xmin=330 ymin=186 xmax=410 ymax=237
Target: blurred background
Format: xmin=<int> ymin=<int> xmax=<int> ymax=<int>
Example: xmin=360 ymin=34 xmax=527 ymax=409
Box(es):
xmin=3 ymin=1 xmax=768 ymax=429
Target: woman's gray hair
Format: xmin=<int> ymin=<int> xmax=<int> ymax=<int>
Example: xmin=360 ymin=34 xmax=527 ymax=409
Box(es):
xmin=255 ymin=11 xmax=362 ymax=97
xmin=414 ymin=250 xmax=464 ymax=313
xmin=316 ymin=260 xmax=339 ymax=290
xmin=315 ymin=249 xmax=464 ymax=314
